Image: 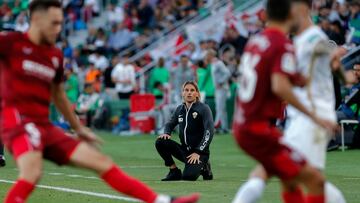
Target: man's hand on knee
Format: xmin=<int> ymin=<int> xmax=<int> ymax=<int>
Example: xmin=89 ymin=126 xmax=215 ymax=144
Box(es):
xmin=187 ymin=153 xmax=201 ymax=164
xmin=158 ymin=134 xmax=171 ymax=140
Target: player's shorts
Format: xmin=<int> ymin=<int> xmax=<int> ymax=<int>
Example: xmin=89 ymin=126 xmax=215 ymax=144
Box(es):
xmin=233 ymin=121 xmax=306 ymax=181
xmin=1 ymin=107 xmax=80 ymax=165
xmin=282 ymin=113 xmax=331 ymax=170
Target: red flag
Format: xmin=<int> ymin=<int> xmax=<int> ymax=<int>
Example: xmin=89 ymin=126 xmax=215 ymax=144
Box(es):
xmin=174 ymin=34 xmax=189 ymax=56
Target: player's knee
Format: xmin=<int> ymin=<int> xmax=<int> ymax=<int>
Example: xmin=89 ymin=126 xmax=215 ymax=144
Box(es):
xmin=182 ymin=171 xmax=200 ymax=181
xmin=20 ymin=167 xmax=42 ymax=183
xmin=306 ymin=168 xmax=325 ymax=189
xmin=98 ymin=154 xmax=113 ymax=168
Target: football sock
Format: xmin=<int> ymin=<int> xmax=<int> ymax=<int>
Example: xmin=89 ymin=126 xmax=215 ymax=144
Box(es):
xmin=325 ymin=182 xmax=346 ymax=203
xmin=101 ymin=165 xmax=158 ymax=203
xmin=232 ymin=177 xmax=266 ymax=203
xmin=282 ymin=187 xmax=305 ymax=203
xmin=306 ymin=194 xmax=324 ymax=203
xmin=4 ymin=179 xmax=35 ymax=203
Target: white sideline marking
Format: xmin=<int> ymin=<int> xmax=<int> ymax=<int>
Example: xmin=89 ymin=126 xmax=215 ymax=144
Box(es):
xmin=0 ymin=179 xmax=140 ymax=202
xmin=48 ymin=172 xmax=99 ymax=180
xmin=343 ymin=178 xmax=360 ymax=180
xmin=121 ymin=165 xmax=163 ymax=169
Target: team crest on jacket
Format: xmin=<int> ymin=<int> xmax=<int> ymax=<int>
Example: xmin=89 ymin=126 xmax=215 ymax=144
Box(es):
xmin=192 ymin=112 xmax=198 ymax=119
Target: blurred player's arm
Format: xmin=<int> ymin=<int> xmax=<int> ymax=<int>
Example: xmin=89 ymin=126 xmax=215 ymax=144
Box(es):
xmin=51 ymin=82 xmax=103 ymax=145
xmin=195 ymin=105 xmax=214 ymax=154
xmin=271 ymin=73 xmax=337 ymax=132
xmin=313 ymin=40 xmax=347 ymax=83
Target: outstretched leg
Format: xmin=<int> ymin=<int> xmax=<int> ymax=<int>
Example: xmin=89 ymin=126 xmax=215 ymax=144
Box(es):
xmin=5 ymin=150 xmax=42 ymax=203
xmin=69 ymin=142 xmax=199 ymax=203
xmin=232 ymin=165 xmax=267 ymax=203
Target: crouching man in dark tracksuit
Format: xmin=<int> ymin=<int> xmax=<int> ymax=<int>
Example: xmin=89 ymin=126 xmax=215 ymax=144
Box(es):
xmin=155 ymin=81 xmax=214 ymax=181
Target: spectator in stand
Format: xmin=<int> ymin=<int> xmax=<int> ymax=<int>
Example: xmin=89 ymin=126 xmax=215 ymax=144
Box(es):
xmin=61 ymin=39 xmax=73 ymax=58
xmin=86 ymin=27 xmax=98 ymax=46
xmin=84 ymin=0 xmax=100 ymax=21
xmin=197 ymin=56 xmax=215 ymax=102
xmin=149 ymin=57 xmax=170 ymax=99
xmin=349 ymin=0 xmax=360 ymax=45
xmin=94 ymin=28 xmax=107 ymax=49
xmin=318 ymin=15 xmax=332 ymax=33
xmin=88 ymin=49 xmax=109 ymax=71
xmin=85 ymin=62 xmax=101 ymax=84
xmin=328 ymin=19 xmax=346 ymax=45
xmin=206 ymin=49 xmax=231 ymax=133
xmin=185 ymin=42 xmax=198 ymax=62
xmin=220 ymin=26 xmax=248 ymax=57
xmin=107 ymin=22 xmax=136 ymax=53
xmin=64 ymin=67 xmax=80 ymax=105
xmin=171 ymin=55 xmax=196 ymax=104
xmin=206 ymin=39 xmax=218 ymax=51
xmin=103 ymin=55 xmax=119 ymax=99
xmin=191 ymin=40 xmax=208 ymax=62
xmin=112 ymin=53 xmax=137 ymax=99
xmin=123 ymin=10 xmax=136 ymax=31
xmin=14 ymin=11 xmax=29 ymax=32
xmin=0 ymin=2 xmax=11 ymax=18
xmin=328 ymin=0 xmax=350 ymax=28
xmin=71 ymin=47 xmax=86 ymax=72
xmin=76 ymin=83 xmax=101 ymax=127
xmin=137 ymin=0 xmax=155 ymax=29
xmin=106 ymin=3 xmax=124 ymax=26
xmin=12 ymin=0 xmax=23 ymax=17
xmin=77 ymin=64 xmax=87 ymax=93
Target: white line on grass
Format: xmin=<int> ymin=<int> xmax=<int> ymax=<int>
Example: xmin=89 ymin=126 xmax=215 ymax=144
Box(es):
xmin=343 ymin=177 xmax=360 ymax=180
xmin=0 ymin=179 xmax=140 ymax=202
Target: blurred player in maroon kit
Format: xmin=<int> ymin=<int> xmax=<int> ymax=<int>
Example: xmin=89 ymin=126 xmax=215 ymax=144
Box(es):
xmin=0 ymin=60 xmax=5 ymax=167
xmin=0 ymin=1 xmax=199 ymax=203
xmin=232 ymin=0 xmax=338 ymax=203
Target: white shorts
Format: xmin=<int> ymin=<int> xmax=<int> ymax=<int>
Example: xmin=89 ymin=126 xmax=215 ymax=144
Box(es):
xmin=282 ymin=113 xmax=332 ymax=170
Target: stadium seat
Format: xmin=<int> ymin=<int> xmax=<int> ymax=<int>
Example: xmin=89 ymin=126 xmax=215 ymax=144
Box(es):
xmin=340 ymin=119 xmax=359 ymax=151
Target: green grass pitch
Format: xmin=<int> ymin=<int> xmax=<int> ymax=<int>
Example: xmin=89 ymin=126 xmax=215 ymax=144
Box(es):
xmin=0 ymin=131 xmax=360 ymax=203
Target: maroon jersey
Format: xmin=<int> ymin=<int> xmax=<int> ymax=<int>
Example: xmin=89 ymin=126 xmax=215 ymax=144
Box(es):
xmin=234 ymin=28 xmax=298 ymax=124
xmin=0 ymin=32 xmax=64 ymax=122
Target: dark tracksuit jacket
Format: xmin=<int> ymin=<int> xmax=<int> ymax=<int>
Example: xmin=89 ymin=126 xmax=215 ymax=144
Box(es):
xmin=164 ymin=101 xmax=214 ymax=155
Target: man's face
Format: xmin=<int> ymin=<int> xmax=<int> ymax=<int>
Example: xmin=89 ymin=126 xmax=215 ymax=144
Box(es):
xmin=180 ymin=56 xmax=188 ymax=66
xmin=182 ymin=84 xmax=198 ymax=103
xmin=289 ymin=2 xmax=308 ymax=34
xmin=354 ymin=64 xmax=360 ymax=78
xmin=34 ymin=7 xmax=63 ymax=45
xmin=205 ymin=53 xmax=213 ymax=64
xmin=350 ymin=4 xmax=360 ymax=15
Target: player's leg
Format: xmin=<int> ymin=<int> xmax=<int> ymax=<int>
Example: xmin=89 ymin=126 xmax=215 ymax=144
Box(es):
xmin=232 ymin=165 xmax=267 ymax=203
xmin=155 ymin=138 xmax=186 ymax=181
xmin=4 ymin=135 xmax=43 ymax=203
xmin=287 ymin=163 xmax=325 ymax=203
xmin=280 ymin=180 xmax=305 ymax=203
xmin=284 ymin=115 xmax=344 ymax=203
xmin=69 ymin=142 xmax=199 ymax=203
xmin=325 ymin=181 xmax=346 ymax=203
xmin=218 ymin=89 xmax=228 ymax=131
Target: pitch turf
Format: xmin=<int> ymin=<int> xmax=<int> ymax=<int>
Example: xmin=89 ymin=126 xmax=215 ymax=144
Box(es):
xmin=1 ymin=131 xmax=360 ymax=203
